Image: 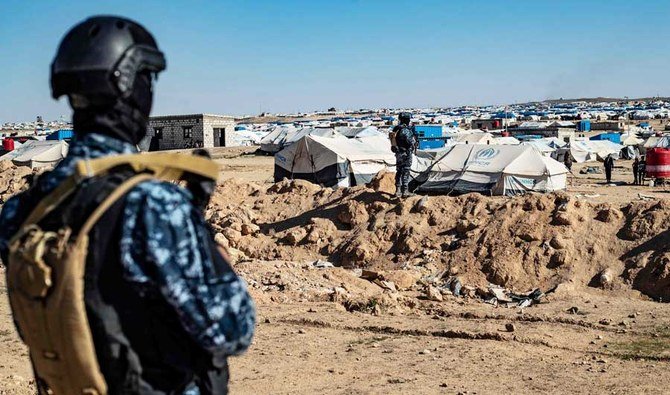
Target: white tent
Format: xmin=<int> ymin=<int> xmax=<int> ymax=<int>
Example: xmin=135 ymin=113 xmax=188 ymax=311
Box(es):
xmin=448 ymin=132 xmax=495 ymax=145
xmin=521 ymin=140 xmax=556 ymax=157
xmin=553 ymin=139 xmax=623 ymax=163
xmin=0 ymin=140 xmax=68 ymax=168
xmin=334 ymin=126 xmax=383 ymax=138
xmin=493 ymin=136 xmax=521 ymax=145
xmin=644 ymin=136 xmax=668 ymax=148
xmin=260 ymin=126 xmax=340 ymax=153
xmin=620 ymin=133 xmax=644 ymax=147
xmin=539 ymin=137 xmax=567 ymax=149
xmin=414 ymin=144 xmax=567 ymax=196
xmin=274 ymin=134 xmax=395 ymax=187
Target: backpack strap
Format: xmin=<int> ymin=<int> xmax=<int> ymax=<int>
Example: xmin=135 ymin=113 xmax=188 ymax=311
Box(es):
xmin=11 ymin=153 xmax=219 ymax=245
xmin=75 ymin=153 xmax=219 ymax=181
xmin=75 ymin=173 xmax=153 ymax=246
xmin=9 ymin=175 xmax=81 ymax=246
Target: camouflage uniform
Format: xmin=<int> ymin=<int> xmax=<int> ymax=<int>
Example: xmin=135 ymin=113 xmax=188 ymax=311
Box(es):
xmin=0 ymin=133 xmax=256 ymax=394
xmin=392 ymin=124 xmax=417 ymax=196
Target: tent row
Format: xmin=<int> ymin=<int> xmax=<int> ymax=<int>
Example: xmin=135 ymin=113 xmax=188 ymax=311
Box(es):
xmin=275 ymin=134 xmax=568 ymax=196
xmin=260 ymin=126 xmax=383 ymax=153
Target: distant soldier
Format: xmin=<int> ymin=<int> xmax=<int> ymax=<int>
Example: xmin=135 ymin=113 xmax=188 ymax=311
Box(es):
xmin=639 ymin=157 xmax=647 ymax=185
xmin=604 ymin=154 xmax=615 ymax=184
xmin=390 ymin=112 xmax=418 ymax=197
xmin=563 ymin=153 xmax=573 ymax=172
xmin=632 ymin=157 xmax=640 ymax=185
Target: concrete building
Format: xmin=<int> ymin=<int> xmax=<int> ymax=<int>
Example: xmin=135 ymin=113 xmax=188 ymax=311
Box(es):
xmin=147 ymin=114 xmax=235 ymax=150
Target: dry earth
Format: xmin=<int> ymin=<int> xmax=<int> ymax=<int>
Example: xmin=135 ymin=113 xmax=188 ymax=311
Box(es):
xmin=1 ymin=148 xmax=670 ymax=394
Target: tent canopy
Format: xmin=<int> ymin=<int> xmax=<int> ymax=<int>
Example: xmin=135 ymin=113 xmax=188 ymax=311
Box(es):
xmin=274 ymin=134 xmax=395 ymax=187
xmin=0 ymin=140 xmax=68 ymax=168
xmin=554 ymin=139 xmax=623 ymax=163
xmin=334 ymin=126 xmax=383 ymax=138
xmin=414 ymin=144 xmax=567 ymax=196
xmin=620 ymin=133 xmax=644 ymax=146
xmin=521 ymin=140 xmax=556 ymax=156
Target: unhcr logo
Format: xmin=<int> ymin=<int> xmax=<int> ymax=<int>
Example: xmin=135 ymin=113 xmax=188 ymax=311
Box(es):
xmin=475 ymin=148 xmax=499 ymax=160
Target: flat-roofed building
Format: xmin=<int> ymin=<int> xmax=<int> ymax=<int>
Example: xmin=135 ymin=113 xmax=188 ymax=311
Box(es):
xmin=147 ymin=114 xmax=235 ymax=150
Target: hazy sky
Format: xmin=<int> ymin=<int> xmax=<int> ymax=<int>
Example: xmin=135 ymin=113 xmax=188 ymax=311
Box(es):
xmin=0 ymin=0 xmax=668 ymax=122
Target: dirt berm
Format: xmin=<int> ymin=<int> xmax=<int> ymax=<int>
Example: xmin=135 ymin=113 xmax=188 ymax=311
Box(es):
xmin=0 ymin=163 xmax=668 ymax=301
xmin=208 ymin=172 xmax=670 ymax=302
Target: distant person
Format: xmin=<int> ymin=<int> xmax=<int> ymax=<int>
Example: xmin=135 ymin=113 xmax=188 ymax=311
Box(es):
xmin=563 ymin=153 xmax=573 ymax=172
xmin=390 ymin=112 xmax=418 ymax=197
xmin=604 ymin=154 xmax=615 ymax=184
xmin=639 ymin=157 xmax=647 ymax=185
xmin=632 ymin=157 xmax=640 ymax=185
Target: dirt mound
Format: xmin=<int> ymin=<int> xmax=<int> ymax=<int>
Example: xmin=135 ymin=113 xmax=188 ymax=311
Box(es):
xmin=0 ymin=162 xmax=36 ymax=204
xmin=0 ymin=163 xmax=667 ymax=302
xmin=206 ymin=178 xmax=670 ymax=301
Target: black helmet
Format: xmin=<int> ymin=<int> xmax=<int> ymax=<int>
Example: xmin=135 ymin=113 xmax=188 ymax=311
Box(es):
xmin=50 ymin=16 xmax=166 ymax=102
xmin=399 ymin=112 xmax=411 ymax=125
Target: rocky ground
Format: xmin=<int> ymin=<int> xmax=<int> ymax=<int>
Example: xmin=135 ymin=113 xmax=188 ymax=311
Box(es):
xmin=1 ymin=148 xmax=670 ymax=394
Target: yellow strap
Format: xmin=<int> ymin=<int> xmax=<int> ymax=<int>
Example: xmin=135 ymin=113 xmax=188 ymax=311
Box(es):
xmin=12 ymin=153 xmax=217 ymax=245
xmin=75 ymin=153 xmax=219 ymax=182
xmin=9 ymin=177 xmax=80 ymax=245
xmin=76 ymin=174 xmax=154 ymax=245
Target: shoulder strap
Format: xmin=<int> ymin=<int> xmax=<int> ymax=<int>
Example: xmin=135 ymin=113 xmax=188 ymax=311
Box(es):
xmin=13 ymin=152 xmax=219 ymax=243
xmin=20 ymin=176 xmax=80 ymax=229
xmin=11 ymin=173 xmax=153 ymax=246
xmin=9 ymin=176 xmax=81 ymax=245
xmin=75 ymin=153 xmax=219 ymax=181
xmin=75 ymin=173 xmax=153 ymax=246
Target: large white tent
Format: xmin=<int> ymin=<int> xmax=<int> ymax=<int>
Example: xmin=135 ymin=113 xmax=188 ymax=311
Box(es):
xmin=414 ymin=144 xmax=567 ymax=196
xmin=274 ymin=134 xmax=395 ymax=187
xmin=0 ymin=140 xmax=68 ymax=168
xmin=260 ymin=126 xmax=339 ymax=153
xmin=553 ymin=139 xmax=623 ymax=163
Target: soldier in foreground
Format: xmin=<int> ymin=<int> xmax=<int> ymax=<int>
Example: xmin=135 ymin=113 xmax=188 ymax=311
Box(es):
xmin=390 ymin=112 xmax=418 ymax=197
xmin=0 ymin=16 xmax=255 ymax=394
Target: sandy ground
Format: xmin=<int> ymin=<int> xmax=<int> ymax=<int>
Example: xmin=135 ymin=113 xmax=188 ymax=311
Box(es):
xmin=1 ymin=147 xmax=670 ymax=394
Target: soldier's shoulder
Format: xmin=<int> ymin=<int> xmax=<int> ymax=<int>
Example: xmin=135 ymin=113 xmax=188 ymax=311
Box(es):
xmin=125 ymin=179 xmax=194 ymax=211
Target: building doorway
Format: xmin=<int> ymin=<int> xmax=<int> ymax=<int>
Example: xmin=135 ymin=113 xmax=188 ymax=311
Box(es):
xmin=214 ymin=128 xmax=226 ymax=147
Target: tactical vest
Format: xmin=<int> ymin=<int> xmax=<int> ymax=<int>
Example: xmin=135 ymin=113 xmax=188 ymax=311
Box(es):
xmin=6 ymin=153 xmax=228 ymax=395
xmin=394 ymin=125 xmax=416 ymax=150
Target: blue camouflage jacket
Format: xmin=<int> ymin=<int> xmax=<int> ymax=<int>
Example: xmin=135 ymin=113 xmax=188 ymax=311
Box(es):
xmin=0 ymin=134 xmax=255 ymax=369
